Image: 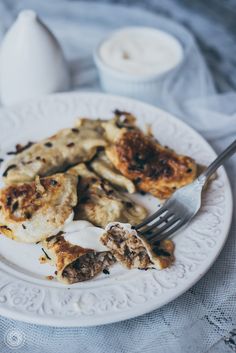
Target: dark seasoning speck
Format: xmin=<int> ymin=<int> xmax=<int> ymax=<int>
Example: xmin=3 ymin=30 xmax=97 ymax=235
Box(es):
xmin=7 ymin=141 xmax=34 ymax=155
xmin=12 ymin=201 xmax=19 ymax=212
xmin=103 ymin=268 xmax=110 ymax=275
xmin=3 ymin=164 xmax=16 ymax=177
xmin=6 ymin=196 xmax=12 ymax=206
xmin=42 ymin=248 xmax=51 ymax=260
xmin=24 ymin=212 xmax=32 ymax=219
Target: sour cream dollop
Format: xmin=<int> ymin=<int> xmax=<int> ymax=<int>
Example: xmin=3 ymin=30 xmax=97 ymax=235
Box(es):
xmin=99 ymin=27 xmax=183 ymax=76
xmin=62 ymin=220 xmax=108 ymax=252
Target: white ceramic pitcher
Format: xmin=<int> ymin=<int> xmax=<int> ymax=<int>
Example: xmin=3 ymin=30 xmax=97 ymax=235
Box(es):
xmin=0 ymin=9 xmax=70 ymax=105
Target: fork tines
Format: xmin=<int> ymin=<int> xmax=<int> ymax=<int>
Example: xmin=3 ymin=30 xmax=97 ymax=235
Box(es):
xmin=135 ymin=204 xmax=182 ymax=243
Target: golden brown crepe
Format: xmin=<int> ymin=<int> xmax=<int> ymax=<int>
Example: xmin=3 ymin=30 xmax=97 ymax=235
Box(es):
xmin=102 ymin=111 xmax=197 ymax=199
xmin=101 ymin=222 xmax=175 ymax=270
xmin=3 ymin=118 xmax=106 ymax=184
xmin=0 ymin=173 xmax=78 ymax=242
xmin=42 ymin=233 xmax=115 ymax=284
xmin=68 ymin=163 xmax=147 ymax=227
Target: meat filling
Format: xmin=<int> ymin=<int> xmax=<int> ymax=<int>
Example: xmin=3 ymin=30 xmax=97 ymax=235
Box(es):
xmin=62 ymin=251 xmax=115 ymax=284
xmin=101 ymin=223 xmax=175 ymax=270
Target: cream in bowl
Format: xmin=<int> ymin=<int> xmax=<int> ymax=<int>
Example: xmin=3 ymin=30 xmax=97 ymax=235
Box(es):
xmin=99 ymin=27 xmax=183 ymax=76
xmin=94 ymin=27 xmax=184 ymax=103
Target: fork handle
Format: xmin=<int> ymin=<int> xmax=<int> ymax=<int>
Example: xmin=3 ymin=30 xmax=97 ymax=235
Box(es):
xmin=199 ymin=139 xmax=236 ymax=182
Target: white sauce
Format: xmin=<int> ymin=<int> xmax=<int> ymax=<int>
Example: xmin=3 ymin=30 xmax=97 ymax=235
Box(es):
xmin=63 ymin=220 xmax=108 ymax=252
xmin=99 ymin=27 xmax=183 ymax=76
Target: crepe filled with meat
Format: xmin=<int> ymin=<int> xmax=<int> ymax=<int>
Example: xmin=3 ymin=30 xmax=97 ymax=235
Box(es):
xmin=102 ymin=111 xmax=197 ymax=199
xmin=3 ymin=118 xmax=106 ymax=184
xmin=101 ymin=222 xmax=175 ymax=270
xmin=68 ymin=163 xmax=147 ymax=227
xmin=0 ymin=173 xmax=78 ymax=242
xmin=42 ymin=231 xmax=115 ymax=284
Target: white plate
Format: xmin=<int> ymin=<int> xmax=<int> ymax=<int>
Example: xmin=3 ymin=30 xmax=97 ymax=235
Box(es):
xmin=0 ymin=92 xmax=232 ymax=327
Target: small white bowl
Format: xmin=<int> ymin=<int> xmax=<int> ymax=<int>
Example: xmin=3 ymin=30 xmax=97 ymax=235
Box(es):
xmin=94 ymin=26 xmax=184 ymax=104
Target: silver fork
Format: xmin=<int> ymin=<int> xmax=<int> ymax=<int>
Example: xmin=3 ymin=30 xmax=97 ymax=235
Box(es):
xmin=135 ymin=139 xmax=236 ymax=244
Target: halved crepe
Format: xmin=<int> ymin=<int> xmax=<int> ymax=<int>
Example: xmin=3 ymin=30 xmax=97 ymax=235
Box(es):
xmin=102 ymin=111 xmax=197 ymax=199
xmin=0 ymin=173 xmax=78 ymax=242
xmin=90 ymin=151 xmax=136 ymax=193
xmin=101 ymin=222 xmax=175 ymax=269
xmin=68 ymin=163 xmax=147 ymax=227
xmin=42 ymin=233 xmax=115 ymax=284
xmin=3 ymin=118 xmax=106 ymax=184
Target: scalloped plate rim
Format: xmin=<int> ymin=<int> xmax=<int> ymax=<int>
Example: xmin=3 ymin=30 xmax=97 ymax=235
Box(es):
xmin=0 ymin=91 xmax=233 ymax=327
